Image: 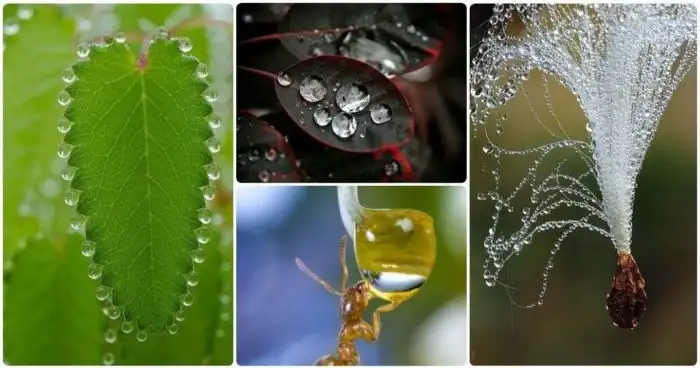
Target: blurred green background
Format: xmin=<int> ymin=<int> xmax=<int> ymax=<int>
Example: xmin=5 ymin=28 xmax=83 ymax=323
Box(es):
xmin=469 ymin=52 xmax=697 ymax=366
xmin=236 ymin=186 xmax=466 ymax=365
xmin=3 ymin=3 xmax=233 ymax=365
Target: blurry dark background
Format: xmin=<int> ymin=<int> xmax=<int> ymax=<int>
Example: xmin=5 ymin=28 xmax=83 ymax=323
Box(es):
xmin=235 ymin=3 xmax=467 ymax=183
xmin=469 ymin=4 xmax=697 ymax=365
xmin=236 ymin=186 xmax=466 ymax=365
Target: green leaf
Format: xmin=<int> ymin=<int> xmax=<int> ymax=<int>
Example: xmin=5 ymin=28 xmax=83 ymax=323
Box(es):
xmin=2 ymin=5 xmax=76 ymax=257
xmin=4 ymin=235 xmax=103 ymax=365
xmin=116 ymin=236 xmax=232 ymax=364
xmin=61 ymin=37 xmax=217 ymax=331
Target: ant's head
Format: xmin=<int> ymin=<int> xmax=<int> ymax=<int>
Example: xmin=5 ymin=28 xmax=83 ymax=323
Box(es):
xmin=341 ymin=281 xmax=373 ymax=318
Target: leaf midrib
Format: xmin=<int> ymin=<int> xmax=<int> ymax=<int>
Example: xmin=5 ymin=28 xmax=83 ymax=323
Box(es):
xmin=139 ymin=69 xmax=157 ymax=314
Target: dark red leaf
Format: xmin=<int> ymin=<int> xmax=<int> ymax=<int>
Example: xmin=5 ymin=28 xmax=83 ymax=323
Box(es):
xmin=273 ymin=55 xmax=414 ymax=154
xmin=236 ymin=112 xmax=302 ymax=183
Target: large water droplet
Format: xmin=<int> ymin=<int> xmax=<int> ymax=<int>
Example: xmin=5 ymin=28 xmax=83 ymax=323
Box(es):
xmin=181 ymin=292 xmax=195 ymax=307
xmin=197 ymin=208 xmax=212 ymax=224
xmin=76 ymin=43 xmax=90 ymax=58
xmin=186 ymin=271 xmax=199 ymax=286
xmin=178 ymin=37 xmax=193 ymax=53
xmin=336 ymin=83 xmax=370 ymax=113
xmin=96 ymin=285 xmax=110 ymax=301
xmin=203 ymin=88 xmax=218 ymax=103
xmin=81 ymin=240 xmax=96 ymax=257
xmin=370 ymin=104 xmax=392 ymax=124
xmin=64 ymin=189 xmax=80 ymax=206
xmin=136 ymin=330 xmax=148 ymax=342
xmin=103 ymin=352 xmax=115 ymax=365
xmin=88 ymin=263 xmax=103 ymax=280
xmin=194 ymin=227 xmax=210 ymax=244
xmin=57 ymin=91 xmax=72 ymax=106
xmin=105 ymin=328 xmax=117 ymax=343
xmin=313 ymin=108 xmax=331 ymax=126
xmin=121 ymin=320 xmax=134 ymax=334
xmin=62 ymin=68 xmax=76 ymax=83
xmin=331 ymin=112 xmax=357 ymax=138
xmin=277 ymin=72 xmax=292 ymax=87
xmin=299 ymin=76 xmax=327 ymax=103
xmin=192 ymin=248 xmax=206 ymax=264
xmin=57 ymin=117 xmax=73 ymax=134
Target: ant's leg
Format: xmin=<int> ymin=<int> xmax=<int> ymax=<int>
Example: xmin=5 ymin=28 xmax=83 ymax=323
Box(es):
xmin=369 ymin=301 xmax=401 ymax=341
xmin=339 ymin=235 xmax=349 ymax=292
xmin=295 ymin=258 xmax=342 ymax=296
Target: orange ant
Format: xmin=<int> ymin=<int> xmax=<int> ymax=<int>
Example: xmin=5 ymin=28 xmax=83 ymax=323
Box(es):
xmin=295 ymin=235 xmax=401 ymax=366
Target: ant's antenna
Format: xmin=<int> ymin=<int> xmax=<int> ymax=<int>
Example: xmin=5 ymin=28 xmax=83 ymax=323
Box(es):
xmin=295 ymin=257 xmax=342 ymax=296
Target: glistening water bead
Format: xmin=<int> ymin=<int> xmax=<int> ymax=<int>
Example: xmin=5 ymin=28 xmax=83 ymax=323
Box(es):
xmin=313 ymin=108 xmax=332 ymax=126
xmin=331 ymin=112 xmax=357 ymax=138
xmin=299 ymin=76 xmax=327 ymax=103
xmin=178 ymin=37 xmax=193 ymax=53
xmin=205 ymin=163 xmax=221 ymax=180
xmin=370 ymin=104 xmax=392 ymax=124
xmin=336 ymin=83 xmax=370 ymax=113
xmin=136 ymin=330 xmax=148 ymax=342
xmin=277 ymin=72 xmax=292 ymax=87
xmin=121 ymin=320 xmax=134 ymax=334
xmin=57 ymin=117 xmax=73 ymax=134
xmin=197 ymin=208 xmax=213 ymax=224
xmin=81 ymin=240 xmax=96 ymax=257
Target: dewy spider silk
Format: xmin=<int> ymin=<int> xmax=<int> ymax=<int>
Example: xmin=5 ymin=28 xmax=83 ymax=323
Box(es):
xmin=470 ymin=4 xmax=696 ymax=329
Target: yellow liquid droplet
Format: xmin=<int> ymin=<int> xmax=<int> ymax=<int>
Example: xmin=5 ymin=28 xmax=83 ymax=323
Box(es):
xmin=354 ymin=208 xmax=436 ymax=302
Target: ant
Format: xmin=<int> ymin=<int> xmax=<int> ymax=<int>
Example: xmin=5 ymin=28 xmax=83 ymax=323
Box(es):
xmin=295 ymin=235 xmax=401 ymax=366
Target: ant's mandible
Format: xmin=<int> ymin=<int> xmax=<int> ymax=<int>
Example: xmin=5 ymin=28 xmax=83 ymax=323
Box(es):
xmin=295 ymin=235 xmax=401 ymax=366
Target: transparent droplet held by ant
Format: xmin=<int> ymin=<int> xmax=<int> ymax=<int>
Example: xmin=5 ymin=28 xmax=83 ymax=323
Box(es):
xmin=299 ymin=76 xmax=327 ymax=103
xmin=606 ymin=252 xmax=647 ymax=329
xmin=331 ymin=112 xmax=357 ymax=138
xmin=355 ymin=208 xmax=437 ymax=301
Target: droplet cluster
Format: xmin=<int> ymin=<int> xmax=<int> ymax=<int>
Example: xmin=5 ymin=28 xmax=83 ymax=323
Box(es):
xmin=471 ymin=4 xmax=696 ymax=305
xmin=277 ymin=73 xmax=393 ymax=139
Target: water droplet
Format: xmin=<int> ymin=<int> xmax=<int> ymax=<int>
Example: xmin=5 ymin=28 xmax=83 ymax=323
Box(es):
xmin=17 ymin=7 xmax=33 ymax=20
xmin=136 ymin=330 xmax=148 ymax=342
xmin=57 ymin=90 xmax=72 ymax=106
xmin=265 ymin=148 xmax=277 ymax=161
xmin=105 ymin=328 xmax=117 ymax=343
xmin=258 ymin=169 xmax=271 ymax=182
xmin=96 ymin=285 xmax=110 ymax=300
xmin=103 ymin=352 xmax=115 ymax=365
xmin=81 ymin=240 xmax=96 ymax=257
xmin=197 ymin=208 xmax=212 ymax=224
xmin=57 ymin=141 xmax=73 ymax=158
xmin=192 ymin=248 xmax=206 ymax=263
xmin=186 ymin=271 xmax=199 ymax=286
xmin=178 ymin=37 xmax=193 ymax=52
xmin=70 ymin=213 xmax=87 ymax=230
xmin=62 ymin=68 xmax=76 ymax=83
xmin=115 ymin=32 xmax=126 ymax=43
xmin=76 ymin=43 xmax=90 ymax=58
xmin=406 ymin=25 xmax=416 ymax=34
xmin=277 ymin=72 xmax=292 ymax=87
xmin=336 ymin=83 xmax=370 ymax=113
xmin=205 ymin=163 xmax=221 ymax=180
xmin=299 ymin=76 xmax=327 ymax=103
xmin=313 ymin=108 xmax=331 ymax=126
xmin=175 ymin=309 xmax=186 ymax=322
xmin=331 ymin=112 xmax=357 ymax=138
xmin=3 ymin=19 xmax=19 ymax=36
xmin=121 ymin=320 xmax=134 ymax=334
xmin=167 ymin=323 xmax=179 ymax=335
xmin=155 ymin=27 xmax=168 ymax=39
xmin=384 ymin=161 xmax=400 ymax=176
xmin=220 ymin=312 xmax=230 ymax=322
xmin=216 ymin=329 xmax=225 ymax=338
xmin=107 ymin=306 xmax=121 ymax=320
xmin=207 ymin=114 xmax=221 ymax=129
xmin=203 ymin=88 xmax=218 ymax=103
xmin=57 ymin=117 xmax=73 ymax=134
xmin=195 ymin=227 xmax=210 ymax=244
xmin=88 ymin=263 xmax=103 ymax=280
xmin=370 ymin=104 xmax=392 ymax=124
xmin=202 ymin=185 xmax=216 ymax=200
xmin=206 ymin=137 xmax=221 ymax=153
xmin=64 ymin=189 xmax=80 ymax=206
xmin=220 ymin=294 xmax=231 ymax=305
xmin=181 ymin=292 xmax=195 ymax=307
xmin=485 ymin=278 xmax=496 ymax=287
xmin=585 ymin=123 xmax=592 ymax=132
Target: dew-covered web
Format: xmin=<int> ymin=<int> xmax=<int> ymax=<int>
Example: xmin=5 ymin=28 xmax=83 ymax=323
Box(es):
xmin=470 ymin=4 xmax=696 ymax=307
